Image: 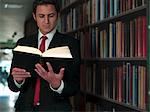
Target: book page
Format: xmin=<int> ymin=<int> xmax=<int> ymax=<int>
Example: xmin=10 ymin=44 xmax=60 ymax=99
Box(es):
xmin=13 ymin=46 xmax=42 ymax=56
xmin=42 ymin=46 xmax=73 ymax=58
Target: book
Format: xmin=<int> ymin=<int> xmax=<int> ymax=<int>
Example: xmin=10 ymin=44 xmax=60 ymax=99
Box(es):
xmin=13 ymin=45 xmax=73 ymax=59
xmin=12 ymin=45 xmax=73 ymax=77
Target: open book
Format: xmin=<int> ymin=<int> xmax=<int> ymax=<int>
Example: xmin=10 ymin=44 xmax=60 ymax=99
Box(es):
xmin=13 ymin=45 xmax=73 ymax=58
xmin=12 ymin=45 xmax=73 ymax=77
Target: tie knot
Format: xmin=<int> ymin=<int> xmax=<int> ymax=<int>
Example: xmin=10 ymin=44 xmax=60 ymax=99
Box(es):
xmin=41 ymin=36 xmax=47 ymax=41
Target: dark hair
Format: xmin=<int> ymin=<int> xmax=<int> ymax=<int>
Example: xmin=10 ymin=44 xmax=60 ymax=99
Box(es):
xmin=32 ymin=0 xmax=60 ymax=14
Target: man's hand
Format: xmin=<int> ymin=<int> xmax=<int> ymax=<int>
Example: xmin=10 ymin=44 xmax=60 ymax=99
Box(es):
xmin=34 ymin=62 xmax=64 ymax=89
xmin=11 ymin=67 xmax=31 ymax=83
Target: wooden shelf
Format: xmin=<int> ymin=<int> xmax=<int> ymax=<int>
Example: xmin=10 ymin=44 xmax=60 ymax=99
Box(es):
xmin=60 ymin=0 xmax=83 ymax=15
xmin=81 ymin=57 xmax=147 ymax=66
xmin=80 ymin=91 xmax=144 ymax=112
xmin=63 ymin=5 xmax=147 ymax=34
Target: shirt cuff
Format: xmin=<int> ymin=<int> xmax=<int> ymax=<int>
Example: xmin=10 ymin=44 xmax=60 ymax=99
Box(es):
xmin=49 ymin=80 xmax=64 ymax=94
xmin=14 ymin=80 xmax=25 ymax=88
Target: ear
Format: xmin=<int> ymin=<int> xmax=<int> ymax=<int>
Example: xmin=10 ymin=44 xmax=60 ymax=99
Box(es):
xmin=32 ymin=13 xmax=36 ymax=21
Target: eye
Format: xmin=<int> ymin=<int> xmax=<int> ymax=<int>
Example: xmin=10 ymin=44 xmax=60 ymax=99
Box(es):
xmin=39 ymin=14 xmax=44 ymax=18
xmin=48 ymin=13 xmax=55 ymax=18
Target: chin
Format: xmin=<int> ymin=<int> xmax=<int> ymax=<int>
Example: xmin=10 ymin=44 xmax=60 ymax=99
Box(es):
xmin=42 ymin=30 xmax=51 ymax=34
xmin=45 ymin=29 xmax=53 ymax=32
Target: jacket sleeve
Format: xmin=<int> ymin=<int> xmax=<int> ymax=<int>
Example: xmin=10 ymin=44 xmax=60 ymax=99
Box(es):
xmin=58 ymin=38 xmax=81 ymax=97
xmin=7 ymin=38 xmax=28 ymax=92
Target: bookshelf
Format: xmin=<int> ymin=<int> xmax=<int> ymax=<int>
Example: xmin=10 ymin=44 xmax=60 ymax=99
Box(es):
xmin=59 ymin=0 xmax=148 ymax=111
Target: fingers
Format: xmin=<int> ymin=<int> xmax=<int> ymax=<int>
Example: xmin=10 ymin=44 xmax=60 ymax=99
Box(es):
xmin=35 ymin=63 xmax=46 ymax=71
xmin=35 ymin=62 xmax=65 ymax=83
xmin=12 ymin=70 xmax=30 ymax=76
xmin=58 ymin=68 xmax=65 ymax=79
xmin=35 ymin=63 xmax=47 ymax=77
xmin=46 ymin=62 xmax=53 ymax=72
xmin=12 ymin=74 xmax=31 ymax=78
xmin=46 ymin=62 xmax=65 ymax=73
xmin=12 ymin=67 xmax=26 ymax=72
xmin=11 ymin=67 xmax=31 ymax=82
xmin=11 ymin=68 xmax=30 ymax=76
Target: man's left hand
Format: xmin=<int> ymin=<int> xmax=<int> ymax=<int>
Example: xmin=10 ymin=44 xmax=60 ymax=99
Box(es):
xmin=34 ymin=62 xmax=65 ymax=89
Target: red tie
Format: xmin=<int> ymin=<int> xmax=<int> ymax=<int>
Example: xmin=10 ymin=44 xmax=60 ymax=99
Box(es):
xmin=34 ymin=36 xmax=47 ymax=106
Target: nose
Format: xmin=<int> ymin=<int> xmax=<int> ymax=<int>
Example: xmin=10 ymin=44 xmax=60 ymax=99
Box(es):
xmin=45 ymin=16 xmax=49 ymax=24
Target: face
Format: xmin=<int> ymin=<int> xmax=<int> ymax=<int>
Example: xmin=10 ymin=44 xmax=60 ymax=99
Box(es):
xmin=33 ymin=4 xmax=59 ymax=35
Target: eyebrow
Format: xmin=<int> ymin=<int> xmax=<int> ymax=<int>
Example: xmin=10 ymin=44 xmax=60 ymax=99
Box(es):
xmin=37 ymin=12 xmax=56 ymax=15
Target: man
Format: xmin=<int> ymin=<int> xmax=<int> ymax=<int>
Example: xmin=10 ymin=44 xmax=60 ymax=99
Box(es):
xmin=7 ymin=0 xmax=80 ymax=111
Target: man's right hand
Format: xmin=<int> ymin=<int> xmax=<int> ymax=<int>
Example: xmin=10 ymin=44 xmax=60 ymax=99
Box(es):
xmin=11 ymin=67 xmax=31 ymax=83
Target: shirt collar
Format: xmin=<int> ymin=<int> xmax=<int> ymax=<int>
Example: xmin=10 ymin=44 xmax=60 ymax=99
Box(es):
xmin=38 ymin=28 xmax=56 ymax=41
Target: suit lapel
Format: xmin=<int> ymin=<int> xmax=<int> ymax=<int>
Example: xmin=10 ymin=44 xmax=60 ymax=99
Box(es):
xmin=48 ymin=31 xmax=62 ymax=49
xmin=29 ymin=34 xmax=38 ymax=48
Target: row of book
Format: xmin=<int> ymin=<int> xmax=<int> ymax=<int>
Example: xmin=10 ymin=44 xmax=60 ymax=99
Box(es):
xmin=60 ymin=0 xmax=146 ymax=10
xmin=85 ymin=63 xmax=147 ymax=109
xmin=60 ymin=0 xmax=76 ymax=9
xmin=85 ymin=102 xmax=121 ymax=111
xmin=77 ymin=15 xmax=147 ymax=58
xmin=81 ymin=63 xmax=146 ymax=109
xmin=91 ymin=0 xmax=146 ymax=22
xmin=60 ymin=0 xmax=146 ymax=32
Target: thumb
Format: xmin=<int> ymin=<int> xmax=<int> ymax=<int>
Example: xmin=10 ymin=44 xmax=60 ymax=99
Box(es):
xmin=58 ymin=68 xmax=65 ymax=79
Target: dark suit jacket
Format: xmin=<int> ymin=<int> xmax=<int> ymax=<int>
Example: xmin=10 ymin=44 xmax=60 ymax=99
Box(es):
xmin=7 ymin=31 xmax=81 ymax=111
